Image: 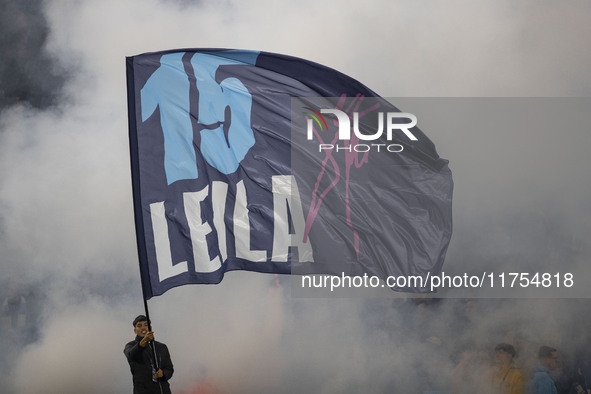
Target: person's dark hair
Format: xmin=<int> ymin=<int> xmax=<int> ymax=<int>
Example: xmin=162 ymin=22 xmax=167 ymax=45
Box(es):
xmin=133 ymin=315 xmax=150 ymax=327
xmin=495 ymin=343 xmax=517 ymax=358
xmin=538 ymin=345 xmax=557 ymax=359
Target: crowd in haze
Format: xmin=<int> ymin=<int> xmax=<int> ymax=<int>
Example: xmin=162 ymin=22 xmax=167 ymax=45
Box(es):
xmin=358 ymin=296 xmax=591 ymax=394
xmin=4 ymin=278 xmax=591 ymax=394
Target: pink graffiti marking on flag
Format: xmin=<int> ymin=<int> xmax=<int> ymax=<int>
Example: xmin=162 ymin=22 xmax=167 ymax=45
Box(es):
xmin=303 ymin=94 xmax=382 ymax=259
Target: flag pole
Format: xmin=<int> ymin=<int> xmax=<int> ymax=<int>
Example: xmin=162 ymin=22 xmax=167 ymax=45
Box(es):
xmin=127 ymin=56 xmax=159 ymax=372
xmin=142 ymin=293 xmax=160 ymax=371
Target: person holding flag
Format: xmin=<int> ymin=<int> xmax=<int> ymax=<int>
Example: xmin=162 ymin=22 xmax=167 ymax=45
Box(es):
xmin=124 ymin=315 xmax=174 ymax=394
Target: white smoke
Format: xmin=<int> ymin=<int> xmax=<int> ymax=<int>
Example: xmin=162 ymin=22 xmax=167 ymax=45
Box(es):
xmin=1 ymin=0 xmax=590 ymax=393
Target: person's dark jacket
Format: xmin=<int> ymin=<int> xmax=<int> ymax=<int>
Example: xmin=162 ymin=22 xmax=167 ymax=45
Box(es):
xmin=124 ymin=335 xmax=174 ymax=394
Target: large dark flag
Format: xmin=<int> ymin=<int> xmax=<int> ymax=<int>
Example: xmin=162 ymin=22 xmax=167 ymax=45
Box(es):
xmin=126 ymin=49 xmax=453 ymax=299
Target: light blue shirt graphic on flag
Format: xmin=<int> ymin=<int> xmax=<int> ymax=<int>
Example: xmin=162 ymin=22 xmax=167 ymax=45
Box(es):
xmin=141 ymin=51 xmax=258 ymax=184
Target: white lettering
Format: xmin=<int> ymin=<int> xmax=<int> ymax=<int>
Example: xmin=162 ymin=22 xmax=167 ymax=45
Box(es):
xmin=150 ymin=201 xmax=189 ymax=281
xmin=150 ymin=176 xmax=317 ymax=283
xmin=353 ymin=144 xmax=370 ymax=152
xmin=183 ymin=188 xmax=222 ymax=273
xmin=271 ymin=175 xmax=314 ymax=262
xmin=353 ymin=112 xmax=383 ymax=141
xmin=371 ymin=143 xmax=386 ymax=152
xmin=234 ymin=180 xmax=266 ymax=261
xmin=211 ymin=181 xmax=228 ymax=263
xmin=306 ymin=118 xmax=314 ymax=140
xmin=387 ymin=113 xmax=418 ymax=141
xmin=321 ymin=108 xmax=350 ymax=140
xmin=309 ymin=110 xmax=418 ymax=142
xmin=387 ymin=144 xmax=404 ymax=152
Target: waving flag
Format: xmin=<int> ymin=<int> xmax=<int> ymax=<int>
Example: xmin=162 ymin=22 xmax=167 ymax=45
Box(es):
xmin=126 ymin=49 xmax=453 ymax=299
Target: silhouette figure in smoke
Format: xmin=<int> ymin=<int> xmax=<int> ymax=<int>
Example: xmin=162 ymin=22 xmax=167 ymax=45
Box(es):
xmin=124 ymin=315 xmax=174 ymax=394
xmin=3 ymin=284 xmax=26 ymax=330
xmin=490 ymin=343 xmax=525 ymax=394
xmin=530 ymin=346 xmax=559 ymax=394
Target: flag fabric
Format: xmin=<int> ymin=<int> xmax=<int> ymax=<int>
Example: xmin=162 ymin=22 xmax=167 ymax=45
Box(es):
xmin=126 ymin=49 xmax=453 ymax=299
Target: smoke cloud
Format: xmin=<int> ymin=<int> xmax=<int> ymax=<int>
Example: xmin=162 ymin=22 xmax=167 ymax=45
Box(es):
xmin=1 ymin=0 xmax=590 ymax=393
xmin=0 ymin=0 xmax=66 ymax=109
